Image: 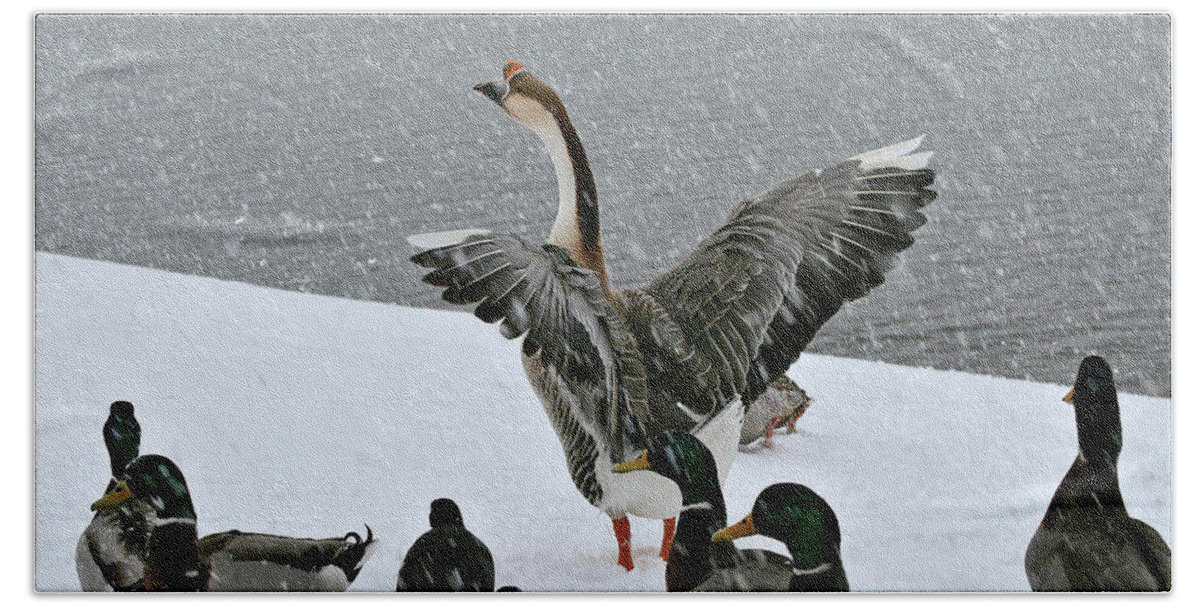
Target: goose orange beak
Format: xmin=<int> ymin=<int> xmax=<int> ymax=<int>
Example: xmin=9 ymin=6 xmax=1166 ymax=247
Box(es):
xmin=1062 ymin=388 xmax=1075 ymax=404
xmin=91 ymin=481 xmax=133 ymax=511
xmin=613 ymin=451 xmax=650 ymax=473
xmin=713 ymin=514 xmax=757 ymax=542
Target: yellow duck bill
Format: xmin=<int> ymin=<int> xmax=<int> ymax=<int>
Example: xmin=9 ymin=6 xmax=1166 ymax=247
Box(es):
xmin=612 ymin=451 xmax=650 ymax=473
xmin=712 ymin=514 xmax=758 ymax=542
xmin=90 ymin=480 xmax=134 ymax=511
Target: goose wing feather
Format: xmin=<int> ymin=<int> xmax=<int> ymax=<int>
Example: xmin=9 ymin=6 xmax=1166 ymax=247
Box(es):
xmin=411 ymin=233 xmax=649 ymax=462
xmin=642 ymin=141 xmax=935 ymax=407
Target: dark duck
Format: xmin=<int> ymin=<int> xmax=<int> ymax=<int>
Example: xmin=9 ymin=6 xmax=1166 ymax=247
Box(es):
xmin=396 ymin=498 xmax=497 ymax=592
xmin=1024 ymin=356 xmax=1170 ymax=591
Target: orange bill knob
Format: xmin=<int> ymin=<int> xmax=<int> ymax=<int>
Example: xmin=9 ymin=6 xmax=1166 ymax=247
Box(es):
xmin=503 ymin=61 xmax=525 ymax=80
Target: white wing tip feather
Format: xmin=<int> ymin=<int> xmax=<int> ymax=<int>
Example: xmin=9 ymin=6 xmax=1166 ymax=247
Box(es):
xmin=406 ymin=228 xmax=493 ymax=250
xmin=852 ymin=134 xmax=933 ymax=171
xmin=693 ymin=401 xmax=745 ymax=484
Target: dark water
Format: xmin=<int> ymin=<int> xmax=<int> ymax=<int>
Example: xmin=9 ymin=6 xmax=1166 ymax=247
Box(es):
xmin=34 ymin=14 xmax=1171 ymax=396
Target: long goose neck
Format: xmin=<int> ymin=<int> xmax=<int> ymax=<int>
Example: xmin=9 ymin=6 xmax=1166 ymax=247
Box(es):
xmin=526 ymin=102 xmax=611 ymax=297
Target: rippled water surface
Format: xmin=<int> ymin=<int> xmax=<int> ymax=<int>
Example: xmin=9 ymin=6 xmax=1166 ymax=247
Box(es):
xmin=34 ymin=14 xmax=1171 ymax=395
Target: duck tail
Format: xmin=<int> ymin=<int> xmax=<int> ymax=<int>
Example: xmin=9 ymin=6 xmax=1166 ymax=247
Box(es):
xmin=332 ymin=525 xmax=378 ymax=584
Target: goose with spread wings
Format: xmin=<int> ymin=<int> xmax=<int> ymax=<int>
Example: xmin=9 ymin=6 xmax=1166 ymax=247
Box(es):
xmin=410 ymin=61 xmax=936 ymax=571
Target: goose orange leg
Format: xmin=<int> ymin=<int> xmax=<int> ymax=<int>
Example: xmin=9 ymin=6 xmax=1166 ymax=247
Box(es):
xmin=764 ymin=416 xmax=780 ymax=448
xmin=787 ymin=410 xmax=802 ymax=433
xmin=659 ymin=517 xmax=676 ymax=561
xmin=613 ymin=516 xmax=634 ymax=571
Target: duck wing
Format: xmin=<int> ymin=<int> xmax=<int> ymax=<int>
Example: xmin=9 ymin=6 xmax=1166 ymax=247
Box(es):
xmin=79 ymin=499 xmax=155 ymax=591
xmin=1130 ymin=518 xmax=1171 ymax=590
xmin=1026 ymin=513 xmax=1169 ymax=592
xmin=638 ymin=137 xmax=935 ymax=410
xmin=199 ymin=527 xmax=377 ymax=591
xmin=411 ymin=232 xmax=650 ymax=465
xmin=690 ymin=548 xmax=793 ymax=591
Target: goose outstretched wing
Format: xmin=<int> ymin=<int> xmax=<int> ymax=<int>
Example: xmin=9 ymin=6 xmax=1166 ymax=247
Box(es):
xmin=640 ymin=137 xmax=936 ymax=408
xmin=410 ymin=232 xmax=649 ymax=463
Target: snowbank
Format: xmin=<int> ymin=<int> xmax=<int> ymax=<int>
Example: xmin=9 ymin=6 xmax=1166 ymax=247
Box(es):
xmin=33 ymin=253 xmax=1171 ymax=592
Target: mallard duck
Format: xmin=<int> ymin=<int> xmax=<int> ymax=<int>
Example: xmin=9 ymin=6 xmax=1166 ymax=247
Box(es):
xmin=76 ymin=401 xmax=155 ymax=592
xmin=410 ymin=61 xmax=935 ymax=570
xmin=740 ymin=376 xmax=812 ymax=447
xmin=713 ymin=483 xmax=849 ymax=591
xmin=613 ymin=431 xmax=792 ymax=591
xmin=91 ymin=454 xmax=379 ymax=592
xmin=396 ymin=498 xmax=496 ymax=592
xmin=1024 ymin=355 xmax=1171 ymax=591
xmin=92 ymin=454 xmax=208 ymax=591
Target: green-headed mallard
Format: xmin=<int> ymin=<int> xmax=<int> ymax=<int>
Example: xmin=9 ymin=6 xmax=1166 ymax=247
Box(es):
xmin=90 ymin=454 xmax=378 ymax=592
xmin=614 ymin=431 xmax=792 ymax=591
xmin=1024 ymin=355 xmax=1171 ymax=591
xmin=410 ymin=60 xmax=935 ymax=571
xmin=92 ymin=454 xmax=207 ymax=591
xmin=396 ymin=498 xmax=496 ymax=592
xmin=713 ymin=483 xmax=848 ymax=591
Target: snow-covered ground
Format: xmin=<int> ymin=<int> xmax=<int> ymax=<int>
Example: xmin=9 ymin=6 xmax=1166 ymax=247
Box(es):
xmin=33 ymin=252 xmax=1171 ymax=592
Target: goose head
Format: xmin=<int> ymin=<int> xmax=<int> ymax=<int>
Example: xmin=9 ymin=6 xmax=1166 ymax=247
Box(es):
xmin=473 ymin=60 xmax=607 ymax=290
xmin=473 ymin=61 xmax=569 ymax=131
